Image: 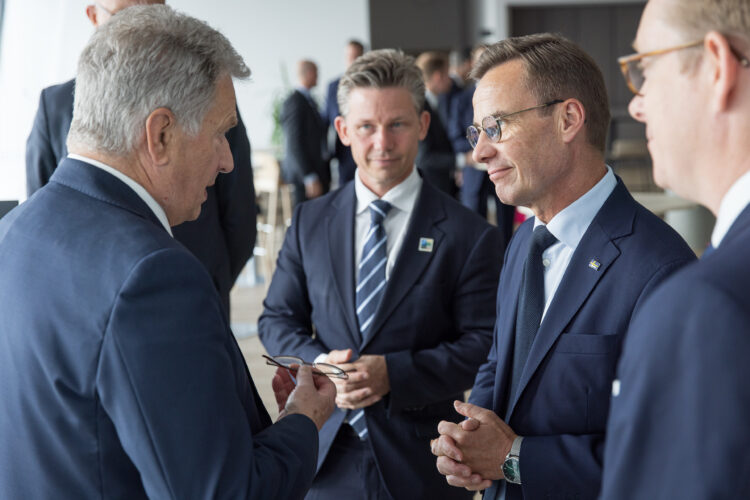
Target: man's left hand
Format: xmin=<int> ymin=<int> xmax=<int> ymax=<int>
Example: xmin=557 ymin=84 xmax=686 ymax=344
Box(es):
xmin=329 ymin=354 xmax=390 ymax=410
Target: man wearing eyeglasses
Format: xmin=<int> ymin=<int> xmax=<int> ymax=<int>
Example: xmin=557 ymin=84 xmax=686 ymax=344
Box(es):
xmin=430 ymin=34 xmax=695 ymax=500
xmin=259 ymin=49 xmax=504 ymax=499
xmin=601 ymin=1 xmax=750 ymax=498
xmin=25 ymin=0 xmax=256 ymax=316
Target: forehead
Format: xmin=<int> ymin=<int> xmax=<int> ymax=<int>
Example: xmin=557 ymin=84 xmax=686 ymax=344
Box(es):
xmin=473 ymin=59 xmax=529 ymax=118
xmin=345 ymin=86 xmax=418 ymax=119
xmin=635 ymin=0 xmax=681 ymax=50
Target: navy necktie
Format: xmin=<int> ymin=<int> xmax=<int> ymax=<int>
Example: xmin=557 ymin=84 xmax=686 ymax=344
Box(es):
xmin=508 ymin=225 xmax=558 ymax=407
xmin=349 ymin=199 xmax=392 ymax=440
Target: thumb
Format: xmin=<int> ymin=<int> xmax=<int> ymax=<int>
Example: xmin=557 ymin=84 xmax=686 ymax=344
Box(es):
xmin=294 ymin=365 xmax=314 ymax=388
xmin=326 ymin=348 xmax=353 ymax=364
xmin=453 ymin=400 xmax=491 ymax=423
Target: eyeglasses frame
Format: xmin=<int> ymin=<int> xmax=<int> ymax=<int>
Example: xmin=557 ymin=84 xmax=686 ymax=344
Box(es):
xmin=262 ymin=354 xmax=349 ymax=380
xmin=618 ymin=39 xmax=750 ymax=95
xmin=466 ymin=99 xmax=564 ymax=149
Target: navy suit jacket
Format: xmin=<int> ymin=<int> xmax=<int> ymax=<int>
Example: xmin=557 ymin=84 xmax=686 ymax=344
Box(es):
xmin=0 ymin=158 xmax=318 ymax=499
xmin=259 ymin=177 xmax=504 ymax=500
xmin=417 ymin=101 xmax=456 ymax=196
xmin=469 ymin=180 xmax=695 ymax=499
xmin=25 ymin=78 xmax=256 ymax=313
xmin=324 ymin=77 xmax=356 ymax=184
xmin=280 ymin=89 xmax=331 ymax=191
xmin=601 ymin=205 xmax=750 ymax=499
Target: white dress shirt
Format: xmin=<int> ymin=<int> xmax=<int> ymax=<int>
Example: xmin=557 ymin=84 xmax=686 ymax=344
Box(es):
xmin=533 ymin=166 xmax=617 ymax=318
xmin=354 ymin=167 xmax=422 ymax=281
xmin=711 ymin=170 xmax=750 ymax=248
xmin=68 ymin=154 xmax=172 ymax=236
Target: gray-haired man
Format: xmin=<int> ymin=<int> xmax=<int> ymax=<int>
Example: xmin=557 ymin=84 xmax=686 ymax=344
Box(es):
xmin=0 ymin=6 xmax=334 ymax=499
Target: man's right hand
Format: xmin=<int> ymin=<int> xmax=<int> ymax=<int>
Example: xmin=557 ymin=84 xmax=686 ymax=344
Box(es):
xmin=281 ymin=365 xmax=336 ymax=431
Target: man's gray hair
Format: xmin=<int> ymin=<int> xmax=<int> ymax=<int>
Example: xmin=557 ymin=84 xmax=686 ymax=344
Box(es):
xmin=67 ymin=5 xmax=250 ymax=155
xmin=337 ymin=49 xmax=425 ymax=117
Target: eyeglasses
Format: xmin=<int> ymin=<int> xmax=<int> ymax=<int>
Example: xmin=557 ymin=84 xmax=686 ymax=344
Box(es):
xmin=618 ymin=39 xmax=750 ymax=95
xmin=94 ymin=1 xmax=115 ymax=16
xmin=466 ymin=99 xmax=564 ymax=149
xmin=263 ymin=354 xmax=349 ymax=380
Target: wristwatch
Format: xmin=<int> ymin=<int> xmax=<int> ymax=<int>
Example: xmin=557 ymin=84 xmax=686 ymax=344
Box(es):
xmin=502 ymin=436 xmax=524 ymax=485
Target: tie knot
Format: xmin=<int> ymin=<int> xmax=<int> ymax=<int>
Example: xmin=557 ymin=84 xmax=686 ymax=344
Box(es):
xmin=530 ymin=225 xmax=557 ymax=253
xmin=369 ymin=200 xmax=392 ymax=225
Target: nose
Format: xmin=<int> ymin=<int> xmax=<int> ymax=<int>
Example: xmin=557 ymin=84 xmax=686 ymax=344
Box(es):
xmin=218 ymin=135 xmax=234 ymax=174
xmin=628 ymin=94 xmax=646 ymax=123
xmin=372 ymin=126 xmax=392 ymax=151
xmin=471 ymin=130 xmax=496 ymax=165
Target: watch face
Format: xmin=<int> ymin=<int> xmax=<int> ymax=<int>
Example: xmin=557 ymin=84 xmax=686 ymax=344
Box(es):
xmin=503 ymin=457 xmax=520 ymax=484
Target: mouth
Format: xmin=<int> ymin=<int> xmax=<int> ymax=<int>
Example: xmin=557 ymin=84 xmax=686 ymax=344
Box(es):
xmin=487 ymin=164 xmax=513 ymax=182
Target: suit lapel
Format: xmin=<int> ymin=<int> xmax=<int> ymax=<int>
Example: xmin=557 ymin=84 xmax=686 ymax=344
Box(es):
xmin=507 ymin=181 xmax=635 ymax=418
xmin=326 ymin=185 xmax=361 ymax=347
xmin=360 ymin=182 xmax=446 ymax=351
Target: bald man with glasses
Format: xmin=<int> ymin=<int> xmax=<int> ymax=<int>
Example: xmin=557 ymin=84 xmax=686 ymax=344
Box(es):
xmin=430 ymin=34 xmax=695 ymax=500
xmin=25 ymin=0 xmax=256 ymax=315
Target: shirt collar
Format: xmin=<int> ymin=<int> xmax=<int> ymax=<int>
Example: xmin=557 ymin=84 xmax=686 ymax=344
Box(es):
xmin=68 ymin=153 xmax=173 ymax=236
xmin=355 ymin=166 xmax=422 ymax=216
xmin=534 ymin=165 xmax=617 ymax=250
xmin=711 ymin=169 xmax=750 ymax=248
xmin=424 ymin=90 xmax=439 ymax=111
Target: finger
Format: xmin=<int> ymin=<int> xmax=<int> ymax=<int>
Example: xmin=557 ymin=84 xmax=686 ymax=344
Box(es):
xmin=460 ymin=417 xmax=480 ymax=431
xmin=336 ymin=393 xmax=381 ymax=410
xmin=336 ymin=386 xmax=371 ymax=403
xmin=293 ymin=365 xmax=314 ymax=388
xmin=437 ymin=420 xmax=460 ymax=436
xmin=326 ymin=348 xmax=353 ymax=364
xmin=453 ymin=400 xmax=492 ymax=423
xmin=446 ymin=475 xmax=492 ymax=491
xmin=432 ymin=435 xmax=463 ymax=461
xmin=436 ymin=455 xmax=472 ymax=477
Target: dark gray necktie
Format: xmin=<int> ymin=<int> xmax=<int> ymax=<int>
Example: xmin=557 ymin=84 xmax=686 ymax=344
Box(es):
xmin=508 ymin=225 xmax=558 ymax=405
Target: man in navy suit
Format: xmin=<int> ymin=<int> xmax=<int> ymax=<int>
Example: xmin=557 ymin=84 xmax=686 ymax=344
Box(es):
xmin=430 ymin=34 xmax=695 ymax=499
xmin=0 ymin=6 xmax=334 ymax=498
xmin=601 ymin=1 xmax=750 ymax=497
xmin=259 ymin=49 xmax=504 ymax=500
xmin=281 ymin=60 xmax=330 ymax=205
xmin=25 ymin=0 xmax=256 ymax=314
xmin=324 ymin=39 xmax=364 ymax=186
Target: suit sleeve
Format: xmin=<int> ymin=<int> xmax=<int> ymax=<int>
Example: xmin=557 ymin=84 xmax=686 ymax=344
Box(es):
xmin=217 ymin=109 xmax=257 ymax=284
xmin=601 ymin=276 xmax=750 ymax=499
xmin=258 ymin=205 xmax=330 ymax=362
xmin=97 ymin=249 xmax=318 ymax=500
xmin=281 ymin=95 xmax=317 ymax=179
xmin=26 ymin=90 xmax=58 ymax=196
xmin=518 ymin=257 xmax=693 ymax=499
xmin=385 ymin=225 xmax=502 ymax=411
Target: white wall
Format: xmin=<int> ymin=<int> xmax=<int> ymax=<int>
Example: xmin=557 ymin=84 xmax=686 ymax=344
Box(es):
xmin=0 ymin=0 xmax=369 ymax=202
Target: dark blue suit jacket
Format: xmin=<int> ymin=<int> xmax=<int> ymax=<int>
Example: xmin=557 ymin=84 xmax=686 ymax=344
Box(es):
xmin=324 ymin=77 xmax=356 ymax=184
xmin=417 ymin=101 xmax=456 ymax=196
xmin=469 ymin=180 xmax=695 ymax=499
xmin=0 ymin=158 xmax=318 ymax=499
xmin=25 ymin=79 xmax=256 ymax=313
xmin=259 ymin=177 xmax=504 ymax=500
xmin=601 ymin=205 xmax=750 ymax=499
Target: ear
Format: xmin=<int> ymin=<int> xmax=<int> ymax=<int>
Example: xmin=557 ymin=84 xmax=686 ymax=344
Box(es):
xmin=334 ymin=116 xmax=351 ymax=146
xmin=418 ymin=110 xmax=431 ymax=141
xmin=558 ymin=98 xmax=586 ymax=145
xmin=85 ymin=5 xmax=98 ymax=26
xmin=704 ymin=31 xmax=741 ymax=112
xmin=144 ymin=108 xmax=176 ymax=166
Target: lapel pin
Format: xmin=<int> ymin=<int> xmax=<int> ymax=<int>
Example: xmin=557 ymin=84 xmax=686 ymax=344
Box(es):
xmin=588 ymin=259 xmax=601 ymax=271
xmin=418 ymin=237 xmax=434 ymax=252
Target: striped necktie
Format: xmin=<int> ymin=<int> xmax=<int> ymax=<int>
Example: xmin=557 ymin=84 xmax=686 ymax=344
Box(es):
xmin=349 ymin=199 xmax=392 ymax=440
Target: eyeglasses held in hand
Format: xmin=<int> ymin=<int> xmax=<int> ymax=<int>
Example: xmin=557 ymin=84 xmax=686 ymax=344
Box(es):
xmin=466 ymin=99 xmax=564 ymax=149
xmin=263 ymin=354 xmax=349 ymax=380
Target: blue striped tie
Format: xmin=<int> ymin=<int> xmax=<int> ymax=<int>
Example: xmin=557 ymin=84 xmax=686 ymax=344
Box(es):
xmin=349 ymin=199 xmax=392 ymax=440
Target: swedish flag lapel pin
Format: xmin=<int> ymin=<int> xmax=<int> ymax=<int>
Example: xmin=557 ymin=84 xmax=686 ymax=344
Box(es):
xmin=418 ymin=237 xmax=434 ymax=252
xmin=588 ymin=259 xmax=601 ymax=271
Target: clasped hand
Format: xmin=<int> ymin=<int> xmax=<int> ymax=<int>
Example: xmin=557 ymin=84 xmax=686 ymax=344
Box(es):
xmin=325 ymin=348 xmax=390 ymax=410
xmin=430 ymin=401 xmax=518 ymax=491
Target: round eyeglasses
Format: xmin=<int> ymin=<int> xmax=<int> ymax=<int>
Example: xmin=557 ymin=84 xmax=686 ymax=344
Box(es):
xmin=466 ymin=99 xmax=564 ymax=149
xmin=263 ymin=354 xmax=349 ymax=380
